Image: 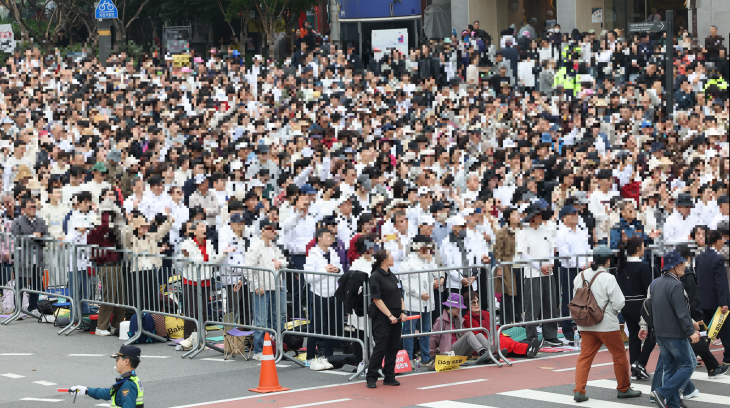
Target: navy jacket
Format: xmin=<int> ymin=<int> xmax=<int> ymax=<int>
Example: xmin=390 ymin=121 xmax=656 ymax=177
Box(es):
xmin=695 ymin=248 xmax=729 ymax=311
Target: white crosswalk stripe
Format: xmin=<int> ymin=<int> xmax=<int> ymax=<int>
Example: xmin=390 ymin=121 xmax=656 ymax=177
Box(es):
xmin=412 ymin=370 xmax=730 ymax=408
xmin=691 ymin=370 xmax=730 ymax=384
xmin=498 ymin=389 xmax=642 ymax=407
xmin=418 ymin=402 xmax=498 ymax=408
xmin=587 ymin=379 xmax=730 ymax=405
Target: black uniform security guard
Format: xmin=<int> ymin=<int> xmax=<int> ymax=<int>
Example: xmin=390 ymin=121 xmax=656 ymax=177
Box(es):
xmin=367 ymin=249 xmax=407 ymax=388
xmin=71 ymin=345 xmax=144 ymax=408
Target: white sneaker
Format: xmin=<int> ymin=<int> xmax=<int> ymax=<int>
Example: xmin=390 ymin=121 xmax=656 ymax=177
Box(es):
xmin=95 ymin=329 xmax=111 ymax=336
xmin=252 ymin=353 xmax=263 ymax=361
xmin=683 ymin=389 xmax=700 ymax=399
xmin=310 ymin=358 xmax=325 ymax=371
xmin=319 ymin=357 xmax=334 ymax=370
xmin=179 ymin=332 xmax=197 ymax=350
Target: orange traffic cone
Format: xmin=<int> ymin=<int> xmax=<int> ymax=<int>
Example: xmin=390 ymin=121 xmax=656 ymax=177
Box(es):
xmin=249 ymin=332 xmax=290 ymax=393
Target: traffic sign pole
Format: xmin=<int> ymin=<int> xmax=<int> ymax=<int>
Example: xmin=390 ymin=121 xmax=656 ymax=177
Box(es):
xmin=665 ymin=10 xmax=674 ymax=118
xmin=99 ymin=19 xmax=111 ymax=67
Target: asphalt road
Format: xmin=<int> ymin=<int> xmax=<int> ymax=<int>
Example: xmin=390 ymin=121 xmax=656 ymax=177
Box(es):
xmin=1 ymin=316 xmax=728 ymax=408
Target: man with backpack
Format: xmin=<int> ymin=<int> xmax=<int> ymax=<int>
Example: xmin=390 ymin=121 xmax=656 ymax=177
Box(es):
xmin=571 ymin=245 xmax=642 ymax=402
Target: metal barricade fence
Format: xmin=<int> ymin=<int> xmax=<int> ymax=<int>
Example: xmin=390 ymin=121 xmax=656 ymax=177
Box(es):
xmin=646 ymin=241 xmax=697 ymax=275
xmin=3 ymin=236 xmax=78 ymax=335
xmin=278 ymin=268 xmax=369 ymax=380
xmin=0 ymin=233 xmax=16 ymax=316
xmin=72 ymin=244 xmax=147 ymax=345
xmin=392 ymin=265 xmax=501 ymax=367
xmin=200 ymin=262 xmax=281 ymax=361
xmin=493 ymin=253 xmax=597 ymax=366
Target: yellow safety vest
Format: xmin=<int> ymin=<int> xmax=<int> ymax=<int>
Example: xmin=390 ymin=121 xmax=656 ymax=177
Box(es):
xmin=110 ymin=375 xmax=144 ymax=408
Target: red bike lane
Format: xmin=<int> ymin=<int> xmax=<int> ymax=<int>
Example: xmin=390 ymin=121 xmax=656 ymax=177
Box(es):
xmin=175 ymin=346 xmax=728 ymax=408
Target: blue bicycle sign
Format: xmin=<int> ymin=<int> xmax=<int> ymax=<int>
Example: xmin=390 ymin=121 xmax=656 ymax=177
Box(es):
xmin=95 ymin=0 xmax=118 ymax=19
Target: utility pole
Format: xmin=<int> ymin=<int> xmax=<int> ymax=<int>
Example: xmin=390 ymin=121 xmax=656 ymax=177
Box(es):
xmin=330 ymin=0 xmax=340 ymax=46
xmin=665 ymin=10 xmax=674 ymax=118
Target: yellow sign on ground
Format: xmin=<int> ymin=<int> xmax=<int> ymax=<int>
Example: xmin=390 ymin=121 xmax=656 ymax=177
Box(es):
xmin=707 ymin=307 xmax=728 ymax=341
xmin=435 ymin=355 xmax=467 ymax=372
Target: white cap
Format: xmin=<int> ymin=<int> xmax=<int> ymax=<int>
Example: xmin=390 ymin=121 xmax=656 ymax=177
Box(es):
xmin=418 ymin=215 xmax=435 ymax=226
xmin=448 ymin=215 xmax=466 ymax=226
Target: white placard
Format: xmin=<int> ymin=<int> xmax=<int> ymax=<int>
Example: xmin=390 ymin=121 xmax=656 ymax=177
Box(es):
xmin=0 ymin=24 xmax=15 ymax=53
xmin=372 ymin=29 xmax=408 ymax=61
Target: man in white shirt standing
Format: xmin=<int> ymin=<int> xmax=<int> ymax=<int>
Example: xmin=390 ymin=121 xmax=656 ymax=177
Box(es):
xmin=243 ymin=218 xmax=287 ymax=360
xmin=664 ymin=194 xmax=697 ymax=244
xmin=589 ymin=170 xmax=618 ymax=246
xmin=280 ymin=184 xmax=320 ymax=317
xmin=555 ymin=205 xmax=591 ymax=342
xmin=138 ymin=175 xmax=173 ymax=222
xmin=303 ymin=228 xmax=343 ymax=364
xmin=383 ymin=210 xmax=410 ymax=273
xmin=517 ymin=203 xmax=562 ymax=346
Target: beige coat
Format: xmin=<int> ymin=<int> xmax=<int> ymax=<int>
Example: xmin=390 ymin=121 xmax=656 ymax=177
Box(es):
xmin=493 ymin=227 xmax=517 ymax=296
xmin=122 ymin=220 xmax=172 ymax=270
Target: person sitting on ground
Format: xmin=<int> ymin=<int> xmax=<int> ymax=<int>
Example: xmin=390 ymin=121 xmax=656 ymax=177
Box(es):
xmin=428 ymin=293 xmax=493 ymax=370
xmin=462 ymin=292 xmax=541 ymax=359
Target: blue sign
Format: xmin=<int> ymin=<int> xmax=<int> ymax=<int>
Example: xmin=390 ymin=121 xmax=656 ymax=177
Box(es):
xmin=340 ymin=0 xmax=420 ymax=20
xmin=95 ymin=0 xmax=118 ymax=19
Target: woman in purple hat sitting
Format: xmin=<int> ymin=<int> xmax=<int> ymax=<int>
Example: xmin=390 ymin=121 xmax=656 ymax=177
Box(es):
xmin=427 ymin=293 xmax=493 ymax=370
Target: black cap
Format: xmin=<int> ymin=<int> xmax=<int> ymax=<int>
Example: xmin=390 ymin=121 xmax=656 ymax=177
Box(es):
xmin=596 ymin=169 xmax=613 ymax=180
xmin=322 ymin=215 xmax=338 ymax=226
xmin=259 ymin=218 xmax=278 ymax=230
xmin=430 ymin=201 xmax=445 ymax=213
xmin=111 ymin=345 xmax=141 ymax=362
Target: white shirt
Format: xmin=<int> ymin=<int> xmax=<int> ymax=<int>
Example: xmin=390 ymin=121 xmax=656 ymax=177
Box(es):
xmin=691 ymin=200 xmax=719 ymax=228
xmin=383 ymin=230 xmax=410 ymax=273
xmin=400 ymin=253 xmax=438 ymax=312
xmin=516 ymin=223 xmax=556 ymax=278
xmin=303 ymin=245 xmax=343 ymax=297
xmin=663 ymin=210 xmax=697 ymax=244
xmin=138 ymin=191 xmax=173 ymax=221
xmin=336 ymin=214 xmax=357 ymax=250
xmin=589 ymin=190 xmax=617 ymax=241
xmin=555 ymin=223 xmax=591 ymax=268
xmin=280 ymin=207 xmax=321 ymax=255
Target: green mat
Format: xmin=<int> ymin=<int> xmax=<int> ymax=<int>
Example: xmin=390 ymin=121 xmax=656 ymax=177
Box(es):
xmin=206 ymin=336 xmax=225 ymax=342
xmin=502 ymin=326 xmax=565 ymax=342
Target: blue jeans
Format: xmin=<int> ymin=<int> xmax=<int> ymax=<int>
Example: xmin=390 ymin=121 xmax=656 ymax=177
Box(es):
xmin=252 ymin=290 xmax=287 ymax=354
xmin=651 ymin=349 xmax=697 ymax=399
xmin=68 ymin=270 xmax=90 ymax=316
xmin=655 ymin=337 xmax=696 ymax=408
xmin=402 ymin=310 xmax=431 ymax=363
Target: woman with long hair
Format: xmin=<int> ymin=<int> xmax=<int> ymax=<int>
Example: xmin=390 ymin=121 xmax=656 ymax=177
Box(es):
xmin=366 ymin=249 xmax=406 ymax=388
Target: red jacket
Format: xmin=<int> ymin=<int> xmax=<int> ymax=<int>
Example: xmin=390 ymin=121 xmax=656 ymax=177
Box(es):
xmin=87 ymin=212 xmax=120 ymax=265
xmin=462 ymin=310 xmax=491 ymax=336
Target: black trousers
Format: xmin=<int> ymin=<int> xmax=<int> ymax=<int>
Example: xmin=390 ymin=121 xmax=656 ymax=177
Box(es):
xmin=622 ymin=301 xmax=656 ymax=366
xmin=502 ymin=268 xmax=523 ymax=325
xmin=704 ymin=309 xmax=730 ymax=363
xmin=367 ymin=313 xmax=402 ymax=382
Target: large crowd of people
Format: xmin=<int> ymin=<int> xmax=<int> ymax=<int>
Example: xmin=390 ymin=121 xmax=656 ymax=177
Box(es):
xmin=0 ymin=20 xmax=728 ymax=397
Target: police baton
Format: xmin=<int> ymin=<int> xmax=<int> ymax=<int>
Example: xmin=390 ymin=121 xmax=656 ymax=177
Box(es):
xmin=57 ymin=388 xmax=78 ymax=403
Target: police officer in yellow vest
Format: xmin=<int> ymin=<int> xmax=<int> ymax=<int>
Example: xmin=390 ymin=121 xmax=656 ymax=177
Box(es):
xmin=70 ymin=345 xmax=144 ymax=408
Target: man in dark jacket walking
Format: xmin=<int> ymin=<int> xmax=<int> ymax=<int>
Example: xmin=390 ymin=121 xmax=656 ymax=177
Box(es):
xmin=11 ymin=197 xmax=49 ymax=315
xmin=695 ymin=230 xmax=730 ymax=364
xmin=640 ymin=251 xmax=700 ymax=408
